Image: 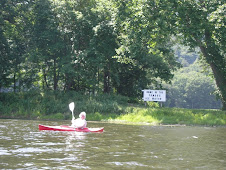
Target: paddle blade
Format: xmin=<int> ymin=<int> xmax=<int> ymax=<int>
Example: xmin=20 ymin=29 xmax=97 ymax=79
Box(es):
xmin=69 ymin=102 xmax=75 ymax=112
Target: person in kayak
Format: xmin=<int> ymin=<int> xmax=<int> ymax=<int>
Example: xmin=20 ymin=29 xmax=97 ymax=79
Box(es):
xmin=71 ymin=112 xmax=87 ymax=129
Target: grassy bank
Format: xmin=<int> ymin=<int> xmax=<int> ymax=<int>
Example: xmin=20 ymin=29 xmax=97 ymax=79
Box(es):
xmin=87 ymin=108 xmax=226 ymax=126
xmin=0 ymin=91 xmax=225 ymax=126
xmin=0 ymin=90 xmax=128 ymax=120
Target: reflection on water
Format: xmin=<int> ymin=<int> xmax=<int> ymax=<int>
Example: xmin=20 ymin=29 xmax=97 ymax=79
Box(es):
xmin=65 ymin=132 xmax=87 ymax=149
xmin=0 ymin=119 xmax=226 ymax=169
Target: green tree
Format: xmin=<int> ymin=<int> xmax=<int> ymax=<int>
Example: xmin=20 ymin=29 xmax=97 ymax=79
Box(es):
xmin=29 ymin=0 xmax=66 ymax=90
xmin=55 ymin=0 xmax=99 ymax=91
xmin=165 ymin=62 xmax=222 ymax=109
xmin=0 ymin=0 xmax=183 ymax=101
xmin=113 ymin=0 xmax=180 ymax=97
xmin=0 ymin=1 xmax=11 ymax=90
xmin=151 ymin=0 xmax=226 ymax=110
xmin=172 ymin=44 xmax=199 ymax=67
xmin=92 ymin=23 xmax=118 ymax=93
xmin=0 ymin=0 xmax=28 ymax=92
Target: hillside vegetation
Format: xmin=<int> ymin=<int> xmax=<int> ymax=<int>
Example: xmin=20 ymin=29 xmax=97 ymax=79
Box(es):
xmin=163 ymin=60 xmax=222 ymax=109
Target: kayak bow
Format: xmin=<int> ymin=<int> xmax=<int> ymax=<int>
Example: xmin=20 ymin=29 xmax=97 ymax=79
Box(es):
xmin=39 ymin=124 xmax=104 ymax=132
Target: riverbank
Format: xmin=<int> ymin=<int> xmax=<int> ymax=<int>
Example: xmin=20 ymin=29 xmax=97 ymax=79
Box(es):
xmin=87 ymin=107 xmax=226 ymax=126
xmin=0 ymin=91 xmax=225 ymax=126
xmin=1 ymin=107 xmax=225 ymax=126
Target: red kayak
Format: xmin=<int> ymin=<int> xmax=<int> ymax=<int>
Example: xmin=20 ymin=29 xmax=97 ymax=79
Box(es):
xmin=39 ymin=124 xmax=104 ymax=132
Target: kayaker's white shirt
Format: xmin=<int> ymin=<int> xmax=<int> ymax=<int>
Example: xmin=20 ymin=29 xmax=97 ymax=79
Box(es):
xmin=71 ymin=118 xmax=87 ymax=129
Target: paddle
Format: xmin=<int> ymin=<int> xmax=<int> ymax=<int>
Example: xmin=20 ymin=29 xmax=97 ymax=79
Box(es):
xmin=69 ymin=102 xmax=75 ymax=120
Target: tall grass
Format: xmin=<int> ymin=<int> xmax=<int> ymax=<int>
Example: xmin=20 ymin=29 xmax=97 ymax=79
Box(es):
xmin=0 ymin=90 xmax=128 ymax=120
xmin=114 ymin=108 xmax=226 ymax=126
xmin=0 ymin=91 xmax=225 ymax=126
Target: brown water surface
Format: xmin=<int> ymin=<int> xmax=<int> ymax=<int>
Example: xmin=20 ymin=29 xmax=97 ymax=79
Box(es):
xmin=0 ymin=119 xmax=225 ymax=169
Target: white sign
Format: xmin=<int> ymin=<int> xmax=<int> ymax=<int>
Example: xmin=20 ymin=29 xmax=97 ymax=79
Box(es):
xmin=142 ymin=90 xmax=166 ymax=102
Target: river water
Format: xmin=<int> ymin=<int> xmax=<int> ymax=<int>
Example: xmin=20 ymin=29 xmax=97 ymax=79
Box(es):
xmin=0 ymin=119 xmax=225 ymax=170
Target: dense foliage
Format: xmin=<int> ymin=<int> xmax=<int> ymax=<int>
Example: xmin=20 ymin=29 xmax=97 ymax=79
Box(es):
xmin=164 ymin=61 xmax=222 ymax=109
xmin=149 ymin=0 xmax=226 ymax=109
xmin=0 ymin=0 xmax=179 ymax=97
xmin=0 ymin=0 xmax=225 ymax=110
xmin=0 ymin=90 xmax=129 ymax=119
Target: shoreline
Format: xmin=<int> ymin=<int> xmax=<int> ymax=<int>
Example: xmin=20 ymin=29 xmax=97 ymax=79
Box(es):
xmin=1 ymin=117 xmax=226 ymax=127
xmin=1 ymin=106 xmax=225 ymax=127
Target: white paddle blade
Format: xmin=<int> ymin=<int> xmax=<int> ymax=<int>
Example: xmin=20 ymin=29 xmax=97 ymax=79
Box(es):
xmin=69 ymin=102 xmax=75 ymax=112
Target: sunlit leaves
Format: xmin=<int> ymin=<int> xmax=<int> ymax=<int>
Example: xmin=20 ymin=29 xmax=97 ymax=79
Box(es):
xmin=3 ymin=0 xmax=223 ymax=108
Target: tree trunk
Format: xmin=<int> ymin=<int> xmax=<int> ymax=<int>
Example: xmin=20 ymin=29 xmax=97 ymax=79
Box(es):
xmin=43 ymin=69 xmax=49 ymax=89
xmin=193 ymin=29 xmax=226 ymax=110
xmin=209 ymin=62 xmax=226 ymax=110
xmin=13 ymin=73 xmax=16 ymax=93
xmin=103 ymin=68 xmax=110 ymax=93
xmin=199 ymin=45 xmax=226 ymax=110
xmin=53 ymin=58 xmax=57 ymax=90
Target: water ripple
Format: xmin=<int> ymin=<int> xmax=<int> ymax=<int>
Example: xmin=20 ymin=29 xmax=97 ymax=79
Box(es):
xmin=0 ymin=120 xmax=225 ymax=170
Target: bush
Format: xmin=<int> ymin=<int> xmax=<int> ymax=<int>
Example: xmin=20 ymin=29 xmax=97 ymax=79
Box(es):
xmin=147 ymin=101 xmax=160 ymax=108
xmin=0 ymin=91 xmax=129 ymax=119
